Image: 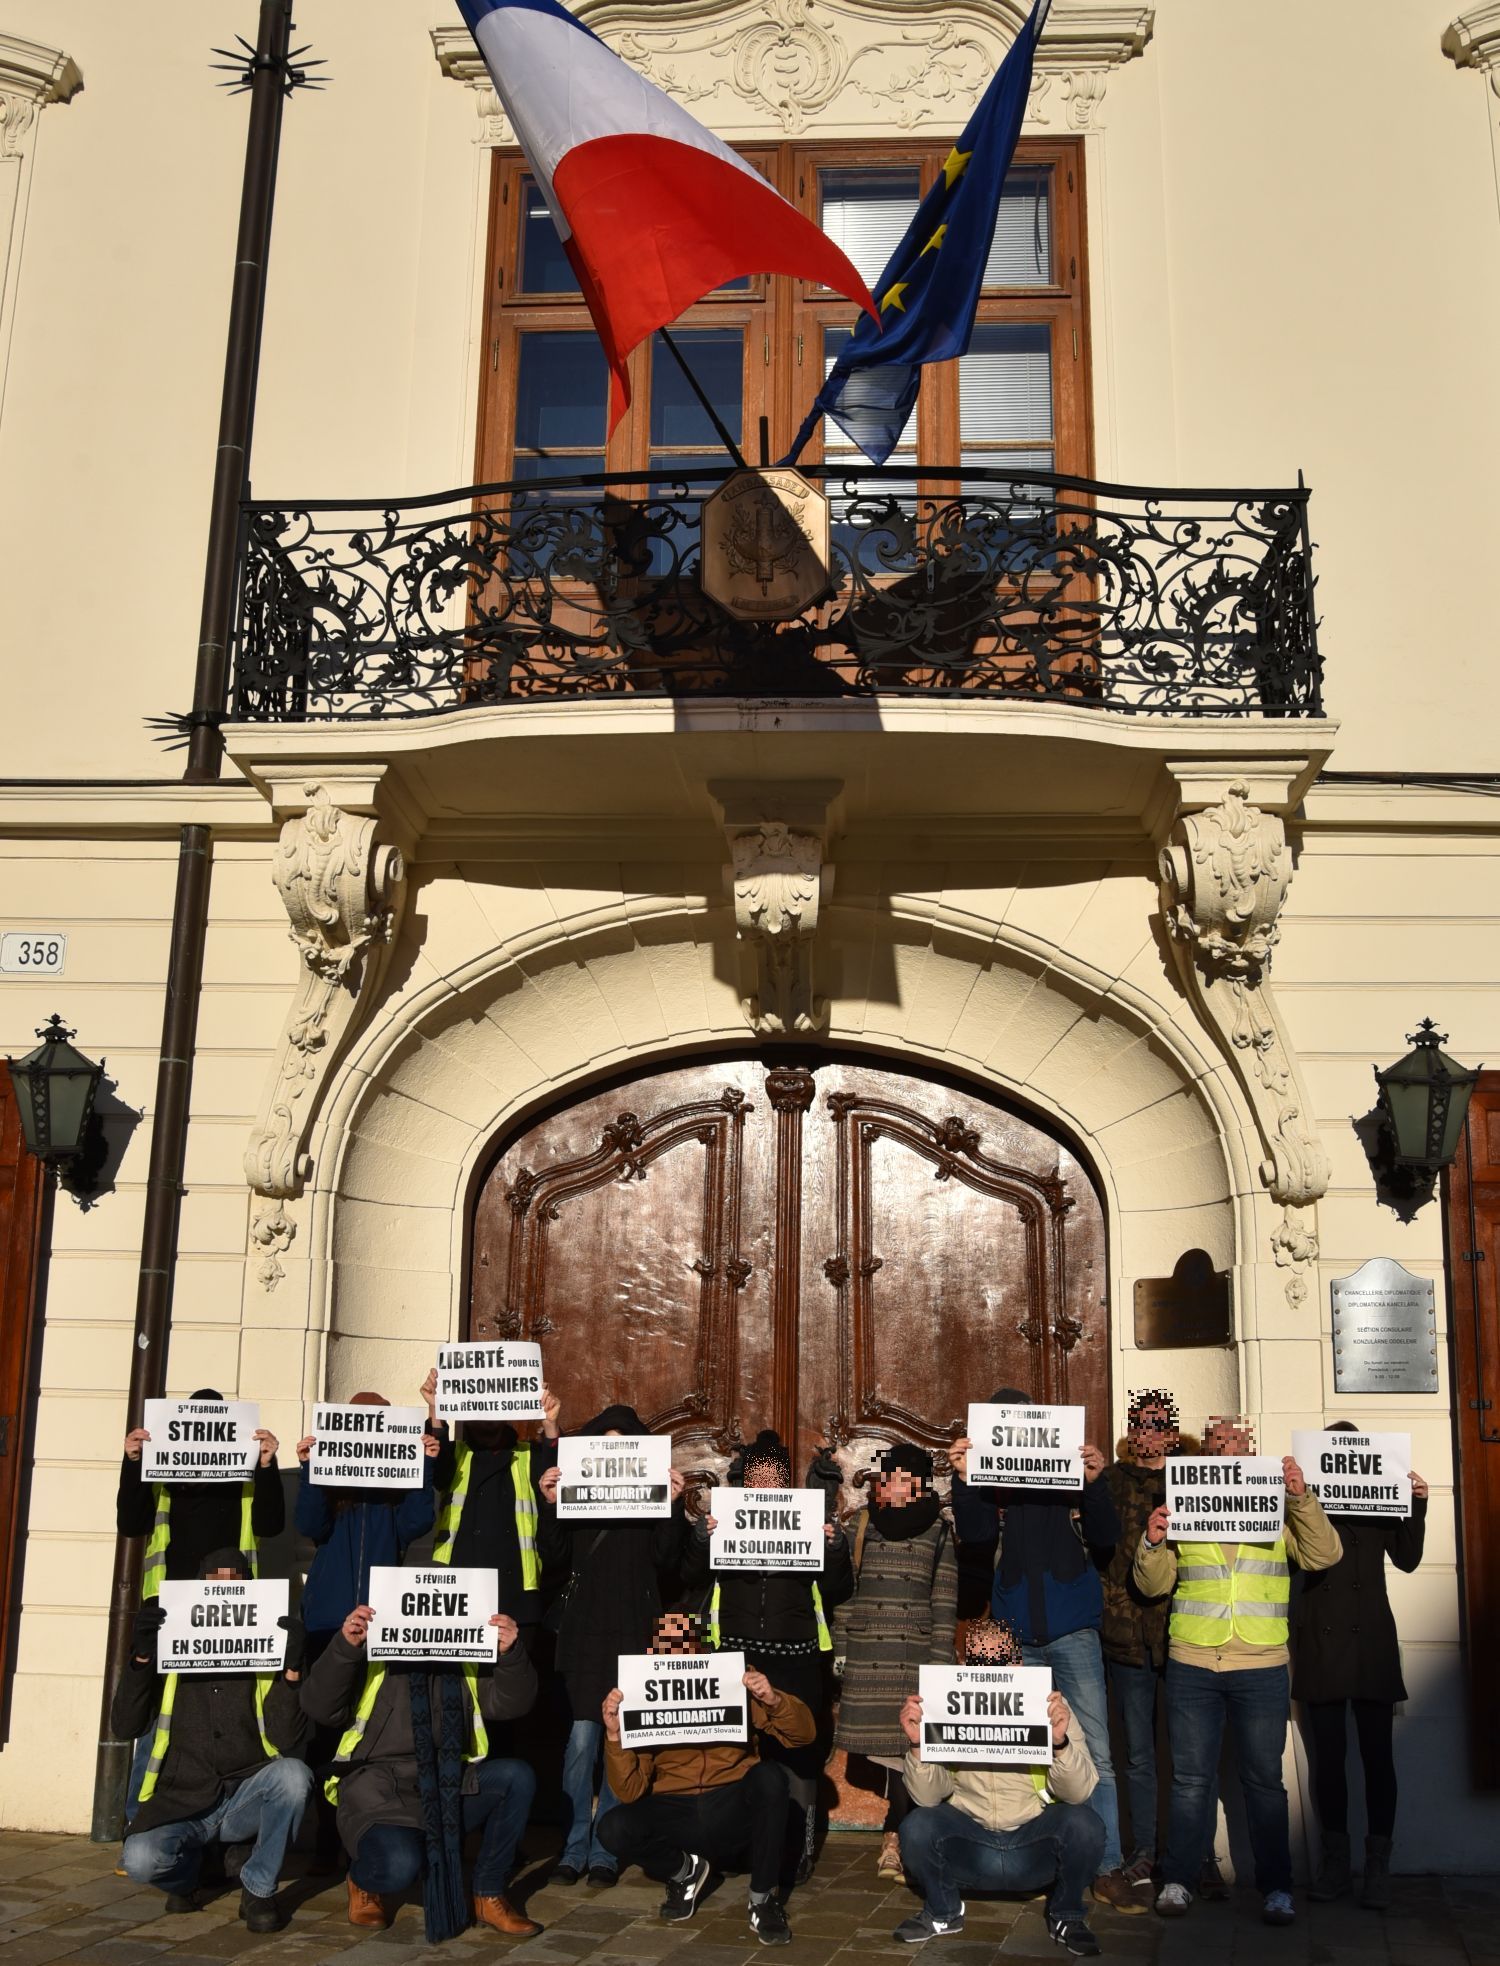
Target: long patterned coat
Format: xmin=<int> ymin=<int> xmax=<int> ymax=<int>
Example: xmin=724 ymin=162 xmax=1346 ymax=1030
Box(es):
xmin=832 ymin=1510 xmax=959 ymax=1759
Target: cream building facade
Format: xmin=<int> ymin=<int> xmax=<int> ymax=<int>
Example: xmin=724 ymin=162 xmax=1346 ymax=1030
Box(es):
xmin=0 ymin=0 xmax=1498 ymax=1871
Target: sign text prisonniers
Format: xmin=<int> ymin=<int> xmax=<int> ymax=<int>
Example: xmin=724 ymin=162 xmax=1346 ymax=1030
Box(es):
xmin=1165 ymin=1456 xmax=1286 ymax=1541
xmin=309 ymin=1404 xmax=427 ymax=1488
xmin=434 ymin=1342 xmax=544 ymax=1423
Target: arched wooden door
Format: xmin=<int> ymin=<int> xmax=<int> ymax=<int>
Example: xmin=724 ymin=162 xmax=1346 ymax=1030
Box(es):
xmin=470 ymin=1052 xmax=1107 ymax=1482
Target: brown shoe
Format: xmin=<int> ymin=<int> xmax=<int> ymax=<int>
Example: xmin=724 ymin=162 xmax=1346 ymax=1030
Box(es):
xmin=877 ymin=1831 xmax=905 ymax=1883
xmin=474 ymin=1894 xmax=543 ymax=1937
xmin=345 ymin=1878 xmax=390 ymax=1929
xmin=1092 ymin=1868 xmax=1150 ymax=1915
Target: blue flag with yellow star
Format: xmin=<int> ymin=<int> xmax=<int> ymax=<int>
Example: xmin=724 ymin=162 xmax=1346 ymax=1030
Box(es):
xmin=786 ymin=0 xmax=1051 ymax=467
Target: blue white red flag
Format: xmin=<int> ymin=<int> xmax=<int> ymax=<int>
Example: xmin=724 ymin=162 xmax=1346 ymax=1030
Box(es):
xmin=456 ymin=0 xmax=877 ymax=431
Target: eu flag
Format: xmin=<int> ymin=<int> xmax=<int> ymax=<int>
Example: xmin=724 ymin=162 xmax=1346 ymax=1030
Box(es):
xmin=786 ymin=0 xmax=1051 ymax=467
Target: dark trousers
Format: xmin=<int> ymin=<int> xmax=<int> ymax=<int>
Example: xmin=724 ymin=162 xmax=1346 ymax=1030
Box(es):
xmin=598 ymin=1759 xmax=789 ymax=1894
xmin=1304 ymin=1698 xmax=1398 ymax=1840
xmin=348 ymin=1758 xmax=535 ymax=1899
xmin=1108 ymin=1656 xmax=1166 ymax=1861
xmin=1162 ymin=1660 xmax=1291 ymax=1896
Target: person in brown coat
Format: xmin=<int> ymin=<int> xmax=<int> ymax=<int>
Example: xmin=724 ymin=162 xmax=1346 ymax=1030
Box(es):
xmin=598 ymin=1609 xmax=814 ymax=1946
xmin=1293 ymin=1420 xmax=1429 ymax=1909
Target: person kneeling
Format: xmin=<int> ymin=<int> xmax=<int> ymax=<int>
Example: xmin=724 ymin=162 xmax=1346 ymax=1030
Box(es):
xmin=896 ymin=1617 xmax=1105 ymax=1958
xmin=114 ymin=1550 xmax=312 ymax=1932
xmin=598 ymin=1609 xmax=814 ymax=1946
xmin=301 ymin=1601 xmax=540 ymax=1942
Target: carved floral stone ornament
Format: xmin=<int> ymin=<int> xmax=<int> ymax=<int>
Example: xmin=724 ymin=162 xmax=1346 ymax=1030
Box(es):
xmin=0 ymin=33 xmax=82 ymax=162
xmin=432 ymin=1 xmax=1153 ymax=142
xmin=244 ymin=785 xmax=407 ymax=1287
xmin=701 ymin=469 xmax=831 ymax=621
xmin=712 ymin=779 xmax=840 ymax=1039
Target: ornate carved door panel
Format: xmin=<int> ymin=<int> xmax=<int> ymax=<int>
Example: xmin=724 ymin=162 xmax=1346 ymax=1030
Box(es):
xmin=471 ymin=1051 xmax=1108 ymax=1479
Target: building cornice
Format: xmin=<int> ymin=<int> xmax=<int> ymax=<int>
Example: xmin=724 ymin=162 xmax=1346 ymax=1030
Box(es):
xmin=1444 ymin=5 xmax=1500 ymax=88
xmin=0 ymin=33 xmax=82 ymax=160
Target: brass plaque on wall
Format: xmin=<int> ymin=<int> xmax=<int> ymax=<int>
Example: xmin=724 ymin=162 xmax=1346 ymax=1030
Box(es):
xmin=1133 ymin=1249 xmax=1233 ymax=1349
xmin=1331 ymin=1258 xmax=1439 ymax=1394
xmin=700 ymin=469 xmax=831 ymax=621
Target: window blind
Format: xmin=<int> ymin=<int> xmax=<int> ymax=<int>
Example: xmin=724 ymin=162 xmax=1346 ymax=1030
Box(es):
xmin=819 ymin=169 xmax=922 ymax=288
xmin=959 ymin=325 xmax=1053 ymax=443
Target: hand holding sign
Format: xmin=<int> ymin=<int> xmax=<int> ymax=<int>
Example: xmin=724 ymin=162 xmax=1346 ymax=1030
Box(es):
xmin=602 ymin=1687 xmax=623 ymax=1741
xmin=1283 ymin=1455 xmax=1307 ymax=1496
xmin=900 ymin=1693 xmax=923 ymax=1748
xmin=1047 ymin=1690 xmax=1072 ymax=1748
xmin=254 ymin=1428 xmax=279 ymax=1467
xmin=1146 ymin=1504 xmax=1169 ymax=1547
xmin=342 ymin=1604 xmax=374 ymax=1648
xmin=743 ymin=1667 xmax=780 ymax=1712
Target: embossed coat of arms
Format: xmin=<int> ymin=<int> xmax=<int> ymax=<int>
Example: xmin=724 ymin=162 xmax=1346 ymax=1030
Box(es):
xmin=700 ymin=468 xmax=831 ymax=621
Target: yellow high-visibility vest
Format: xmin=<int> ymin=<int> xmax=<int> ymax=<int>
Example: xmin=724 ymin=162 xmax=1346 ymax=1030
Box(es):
xmin=431 ymin=1441 xmax=539 ymax=1592
xmin=141 ymin=1483 xmax=258 ymax=1601
xmin=138 ymin=1673 xmax=278 ymax=1803
xmin=1169 ymin=1536 xmax=1291 ymax=1648
xmin=707 ymin=1581 xmax=833 ymax=1653
xmin=323 ymin=1664 xmax=489 ymax=1805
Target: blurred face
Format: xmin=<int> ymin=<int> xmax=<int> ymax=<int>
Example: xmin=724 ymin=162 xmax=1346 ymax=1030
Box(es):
xmin=465 ymin=1422 xmax=515 ymax=1452
xmin=205 ymin=1567 xmax=243 ymax=1582
xmin=964 ymin=1618 xmax=1023 ymax=1666
xmin=1204 ymin=1418 xmax=1254 ymax=1457
xmin=649 ymin=1612 xmax=704 ymax=1656
xmin=744 ymin=1457 xmax=789 ymax=1490
xmin=875 ymin=1468 xmax=921 ymax=1508
xmin=1128 ymin=1402 xmax=1179 ymax=1462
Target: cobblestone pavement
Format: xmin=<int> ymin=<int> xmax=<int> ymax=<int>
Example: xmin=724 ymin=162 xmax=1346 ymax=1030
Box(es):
xmin=1 ymin=1828 xmax=1497 ymax=1966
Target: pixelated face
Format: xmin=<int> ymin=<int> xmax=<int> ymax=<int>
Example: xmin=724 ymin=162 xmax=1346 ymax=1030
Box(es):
xmin=649 ymin=1612 xmax=704 ymax=1656
xmin=205 ymin=1567 xmax=244 ymax=1582
xmin=1204 ymin=1416 xmax=1254 ymax=1457
xmin=1127 ymin=1389 xmax=1180 ymax=1458
xmin=743 ymin=1453 xmax=790 ymax=1491
xmin=964 ymin=1618 xmax=1024 ymax=1666
xmin=874 ymin=1455 xmax=922 ymax=1508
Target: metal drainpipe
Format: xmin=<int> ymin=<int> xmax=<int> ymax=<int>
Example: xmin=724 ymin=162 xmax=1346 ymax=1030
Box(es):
xmin=90 ymin=0 xmax=296 ymax=1840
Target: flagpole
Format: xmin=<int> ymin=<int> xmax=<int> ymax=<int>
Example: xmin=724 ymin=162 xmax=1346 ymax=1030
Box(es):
xmin=657 ymin=327 xmax=747 ymax=470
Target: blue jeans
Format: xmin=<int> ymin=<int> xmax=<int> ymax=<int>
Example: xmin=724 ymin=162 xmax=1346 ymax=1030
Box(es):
xmin=900 ymin=1800 xmax=1104 ymax=1923
xmin=122 ymin=1757 xmax=313 ymax=1901
xmin=1108 ymin=1657 xmax=1165 ymax=1862
xmin=350 ymin=1757 xmax=536 ymax=1899
xmin=1023 ymin=1629 xmax=1120 ymax=1873
xmin=560 ymin=1718 xmax=618 ymax=1872
xmin=1162 ymin=1659 xmax=1291 ymax=1895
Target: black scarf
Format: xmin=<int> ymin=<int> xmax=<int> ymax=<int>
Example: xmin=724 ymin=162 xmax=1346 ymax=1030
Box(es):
xmin=408 ymin=1669 xmax=472 ymax=1944
xmin=870 ymin=1492 xmax=942 ymax=1541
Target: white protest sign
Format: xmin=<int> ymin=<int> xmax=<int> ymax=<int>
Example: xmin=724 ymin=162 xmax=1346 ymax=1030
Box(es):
xmin=308 ymin=1404 xmax=427 ymax=1488
xmin=434 ymin=1342 xmax=545 ymax=1423
xmin=966 ymin=1402 xmax=1085 ymax=1489
xmin=1166 ymin=1456 xmax=1285 ymax=1541
xmin=557 ymin=1434 xmax=673 ymax=1518
xmin=1292 ymin=1431 xmax=1412 ymax=1519
xmin=711 ymin=1488 xmax=824 ymax=1572
xmin=617 ymin=1649 xmax=748 ymax=1749
xmin=142 ymin=1399 xmax=259 ymax=1483
xmin=918 ymin=1664 xmax=1054 ymax=1766
xmin=367 ymin=1566 xmax=500 ymax=1664
xmin=157 ymin=1578 xmax=287 ymax=1674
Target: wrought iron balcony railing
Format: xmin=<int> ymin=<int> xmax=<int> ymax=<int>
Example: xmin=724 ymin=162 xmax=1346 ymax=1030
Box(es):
xmin=229 ymin=464 xmax=1320 ymax=722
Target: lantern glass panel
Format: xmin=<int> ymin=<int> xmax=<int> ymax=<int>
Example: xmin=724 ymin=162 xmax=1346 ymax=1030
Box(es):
xmin=1382 ymin=1078 xmax=1432 ymax=1165
xmin=45 ymin=1067 xmax=96 ymax=1158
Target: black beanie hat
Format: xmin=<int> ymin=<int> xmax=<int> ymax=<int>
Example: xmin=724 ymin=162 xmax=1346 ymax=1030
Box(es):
xmin=990 ymin=1386 xmax=1028 ymax=1404
xmin=583 ymin=1404 xmax=646 ymax=1436
xmin=882 ymin=1440 xmax=934 ymax=1482
xmin=740 ymin=1429 xmax=793 ymax=1486
xmin=197 ymin=1547 xmax=252 ymax=1579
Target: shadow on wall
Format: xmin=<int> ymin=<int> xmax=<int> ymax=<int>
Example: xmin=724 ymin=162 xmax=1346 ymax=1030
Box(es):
xmin=57 ymin=1073 xmax=142 ymax=1212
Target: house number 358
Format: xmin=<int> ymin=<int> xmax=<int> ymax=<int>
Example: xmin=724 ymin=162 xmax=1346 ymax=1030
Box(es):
xmin=0 ymin=933 xmax=67 ymax=976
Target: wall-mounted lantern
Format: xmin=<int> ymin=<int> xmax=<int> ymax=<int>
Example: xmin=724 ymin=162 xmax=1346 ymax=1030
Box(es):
xmin=1373 ymin=1019 xmax=1481 ymax=1176
xmin=7 ymin=1015 xmax=105 ymax=1165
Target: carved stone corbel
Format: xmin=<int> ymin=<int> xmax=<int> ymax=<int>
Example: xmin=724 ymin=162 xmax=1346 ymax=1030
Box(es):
xmin=711 ymin=779 xmax=840 ymax=1039
xmin=244 ymin=784 xmax=407 ymax=1285
xmin=1158 ymin=777 xmax=1329 ymax=1220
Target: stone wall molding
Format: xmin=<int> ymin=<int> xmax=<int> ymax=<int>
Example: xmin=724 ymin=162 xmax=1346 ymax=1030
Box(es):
xmin=1444 ymin=5 xmax=1500 ymax=89
xmin=710 ymin=778 xmax=841 ymax=1038
xmin=0 ymin=34 xmax=82 ymax=160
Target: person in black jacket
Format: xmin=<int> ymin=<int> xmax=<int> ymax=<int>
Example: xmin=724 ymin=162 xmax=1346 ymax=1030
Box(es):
xmin=118 ymin=1389 xmax=285 ymax=1588
xmin=1293 ymin=1420 xmax=1429 ymax=1910
xmin=113 ymin=1550 xmax=312 ymax=1932
xmin=537 ymin=1404 xmax=687 ymax=1884
xmin=682 ymin=1429 xmax=854 ymax=1880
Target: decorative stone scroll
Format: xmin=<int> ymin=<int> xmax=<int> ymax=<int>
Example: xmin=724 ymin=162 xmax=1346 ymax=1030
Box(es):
xmin=244 ymin=785 xmax=407 ymax=1286
xmin=432 ymin=0 xmax=1153 ymax=143
xmin=711 ymin=779 xmax=840 ymax=1039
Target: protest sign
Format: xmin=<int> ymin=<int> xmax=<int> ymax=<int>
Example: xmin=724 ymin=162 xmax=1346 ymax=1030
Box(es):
xmin=1292 ymin=1430 xmax=1412 ymax=1518
xmin=966 ymin=1402 xmax=1085 ymax=1489
xmin=917 ymin=1664 xmax=1054 ymax=1766
xmin=308 ymin=1403 xmax=427 ymax=1488
xmin=141 ymin=1399 xmax=259 ymax=1482
xmin=617 ymin=1649 xmax=748 ymax=1749
xmin=557 ymin=1433 xmax=673 ymax=1519
xmin=434 ymin=1342 xmax=545 ymax=1423
xmin=366 ymin=1566 xmax=500 ymax=1664
xmin=711 ymin=1488 xmax=824 ymax=1571
xmin=1166 ymin=1456 xmax=1285 ymax=1541
xmin=157 ymin=1578 xmax=287 ymax=1674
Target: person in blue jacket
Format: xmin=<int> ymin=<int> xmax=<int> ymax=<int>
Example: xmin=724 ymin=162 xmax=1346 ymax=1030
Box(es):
xmin=949 ymin=1387 xmax=1138 ymax=1917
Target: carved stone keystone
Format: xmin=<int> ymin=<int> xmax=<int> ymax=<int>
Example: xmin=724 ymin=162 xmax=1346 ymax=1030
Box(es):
xmin=710 ymin=779 xmax=841 ymax=1039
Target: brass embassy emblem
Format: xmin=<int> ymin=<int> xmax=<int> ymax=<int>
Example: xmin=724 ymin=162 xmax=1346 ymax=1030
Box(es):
xmin=700 ymin=468 xmax=831 ymax=621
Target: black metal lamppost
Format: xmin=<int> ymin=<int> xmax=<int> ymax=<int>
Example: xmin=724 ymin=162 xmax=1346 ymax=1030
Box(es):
xmin=7 ymin=1015 xmax=105 ymax=1166
xmin=1373 ymin=1019 xmax=1481 ymax=1177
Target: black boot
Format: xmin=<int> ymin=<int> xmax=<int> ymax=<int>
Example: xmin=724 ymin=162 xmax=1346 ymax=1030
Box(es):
xmin=1309 ymin=1831 xmax=1352 ymax=1901
xmin=1360 ymin=1837 xmax=1392 ymax=1911
xmin=239 ymin=1886 xmax=285 ymax=1933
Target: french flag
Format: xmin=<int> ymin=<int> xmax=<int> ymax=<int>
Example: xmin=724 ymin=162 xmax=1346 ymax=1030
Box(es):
xmin=456 ymin=0 xmax=878 ymax=429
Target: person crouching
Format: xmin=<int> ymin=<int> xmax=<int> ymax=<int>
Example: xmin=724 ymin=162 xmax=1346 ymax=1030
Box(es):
xmin=113 ymin=1549 xmax=312 ymax=1931
xmin=300 ymin=1601 xmax=541 ymax=1941
xmin=598 ymin=1609 xmax=814 ymax=1946
xmin=896 ymin=1616 xmax=1105 ymax=1958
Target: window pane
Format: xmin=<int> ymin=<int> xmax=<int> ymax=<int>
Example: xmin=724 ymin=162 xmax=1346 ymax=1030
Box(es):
xmin=511 ymin=453 xmax=606 ymax=484
xmin=959 ymin=324 xmax=1053 ymax=444
xmin=519 ymin=182 xmax=580 ymax=295
xmin=514 ymin=332 xmax=609 ymax=453
xmin=819 ymin=168 xmax=922 ymax=288
xmin=650 ymin=329 xmax=743 ymax=449
xmin=984 ymin=169 xmax=1051 ymax=287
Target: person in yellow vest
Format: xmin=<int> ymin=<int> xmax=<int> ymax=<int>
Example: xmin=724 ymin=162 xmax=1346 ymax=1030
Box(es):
xmin=423 ymin=1369 xmax=559 ymax=1643
xmin=895 ymin=1615 xmax=1104 ymax=1956
xmin=112 ymin=1550 xmax=311 ymax=1932
xmin=118 ymin=1389 xmax=283 ymax=1597
xmin=300 ymin=1597 xmax=541 ymax=1941
xmin=1133 ymin=1414 xmax=1342 ymax=1928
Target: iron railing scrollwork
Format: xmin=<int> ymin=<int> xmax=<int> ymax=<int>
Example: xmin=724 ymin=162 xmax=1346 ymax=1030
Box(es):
xmin=228 ymin=464 xmax=1322 ymax=721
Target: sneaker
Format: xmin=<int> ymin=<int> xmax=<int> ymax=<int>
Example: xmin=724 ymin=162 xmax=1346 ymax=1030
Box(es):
xmin=1155 ymin=1882 xmax=1192 ymax=1918
xmin=1048 ymin=1914 xmax=1102 ymax=1956
xmin=893 ymin=1904 xmax=966 ymax=1943
xmin=238 ymin=1887 xmax=284 ymax=1934
xmin=661 ymin=1855 xmax=711 ymax=1923
xmin=1091 ymin=1867 xmax=1149 ymax=1915
xmin=1120 ymin=1854 xmax=1156 ymax=1910
xmin=1262 ymin=1890 xmax=1296 ymax=1926
xmin=749 ymin=1895 xmax=792 ymax=1945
